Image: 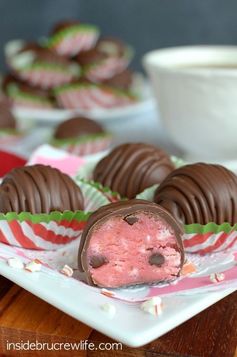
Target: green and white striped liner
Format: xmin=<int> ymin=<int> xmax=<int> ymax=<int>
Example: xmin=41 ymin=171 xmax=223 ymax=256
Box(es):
xmin=76 ymin=178 xmax=111 ymax=211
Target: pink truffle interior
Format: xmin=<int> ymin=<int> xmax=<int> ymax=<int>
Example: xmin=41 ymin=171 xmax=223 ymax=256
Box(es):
xmin=86 ymin=212 xmax=181 ymax=288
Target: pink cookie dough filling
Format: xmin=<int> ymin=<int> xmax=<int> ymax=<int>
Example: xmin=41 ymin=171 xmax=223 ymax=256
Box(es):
xmin=86 ymin=212 xmax=182 ymax=288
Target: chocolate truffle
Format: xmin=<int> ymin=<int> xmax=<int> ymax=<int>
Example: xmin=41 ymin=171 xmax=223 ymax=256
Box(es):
xmin=77 ymin=37 xmax=126 ymax=66
xmin=78 ymin=199 xmax=184 ymax=288
xmin=154 ymin=163 xmax=237 ymax=225
xmin=0 ymin=164 xmax=84 ymax=214
xmin=48 ymin=20 xmax=99 ymax=57
xmin=93 ymin=143 xmax=175 ymax=198
xmin=2 ymin=74 xmax=54 ymax=109
xmin=5 ymin=41 xmax=80 ymax=89
xmin=54 ymin=116 xmax=104 ymax=140
xmin=0 ymin=96 xmax=16 ymax=129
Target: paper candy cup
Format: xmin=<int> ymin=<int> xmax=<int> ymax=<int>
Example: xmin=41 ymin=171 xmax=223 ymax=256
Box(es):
xmin=0 ymin=129 xmax=23 ymax=146
xmin=0 ymin=211 xmax=90 ymax=250
xmin=75 ymin=178 xmax=121 ymax=203
xmin=0 ymin=179 xmax=111 ymax=251
xmin=17 ymin=62 xmax=80 ymax=90
xmin=54 ymin=83 xmax=138 ymax=110
xmin=84 ymin=47 xmax=133 ymax=82
xmin=47 ymin=24 xmax=100 ymax=57
xmin=51 ymin=133 xmax=112 ymax=156
xmin=183 ymin=223 xmax=237 ymax=254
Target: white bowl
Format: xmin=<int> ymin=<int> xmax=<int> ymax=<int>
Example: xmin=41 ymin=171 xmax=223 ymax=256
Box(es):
xmin=143 ymin=46 xmax=237 ymax=160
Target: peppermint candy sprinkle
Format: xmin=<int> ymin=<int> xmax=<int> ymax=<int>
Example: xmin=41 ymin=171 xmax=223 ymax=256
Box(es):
xmin=25 ymin=259 xmax=42 ymax=272
xmin=7 ymin=257 xmax=24 ymax=269
xmin=210 ymin=272 xmax=225 ymax=283
xmin=141 ymin=296 xmax=163 ymax=316
xmin=60 ymin=264 xmax=73 ymax=277
xmin=100 ymin=303 xmax=116 ymax=318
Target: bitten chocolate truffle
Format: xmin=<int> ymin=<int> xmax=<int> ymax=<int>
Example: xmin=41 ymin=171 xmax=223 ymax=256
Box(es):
xmin=78 ymin=199 xmax=184 ymax=288
xmin=54 ymin=116 xmax=104 ymax=140
xmin=0 ymin=164 xmax=84 ymax=214
xmin=93 ymin=143 xmax=175 ymax=198
xmin=0 ymin=96 xmax=16 ymax=129
xmin=154 ymin=163 xmax=237 ymax=225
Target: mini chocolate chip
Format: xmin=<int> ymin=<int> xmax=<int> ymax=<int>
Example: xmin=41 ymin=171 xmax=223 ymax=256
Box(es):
xmin=149 ymin=253 xmax=165 ymax=267
xmin=89 ymin=255 xmax=108 ymax=268
xmin=124 ymin=215 xmax=139 ymax=225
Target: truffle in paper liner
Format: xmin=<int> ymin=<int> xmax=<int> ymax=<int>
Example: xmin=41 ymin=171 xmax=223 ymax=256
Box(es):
xmin=6 ymin=82 xmax=54 ymax=109
xmin=51 ymin=133 xmax=112 ymax=156
xmin=83 ymin=46 xmax=133 ymax=82
xmin=18 ymin=62 xmax=80 ymax=90
xmin=47 ymin=24 xmax=99 ymax=57
xmin=0 ymin=179 xmax=110 ymax=251
xmin=138 ymin=185 xmax=237 ymax=254
xmin=54 ymin=82 xmax=138 ymax=110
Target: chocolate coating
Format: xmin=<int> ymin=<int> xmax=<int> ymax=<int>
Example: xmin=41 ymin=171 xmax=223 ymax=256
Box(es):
xmin=54 ymin=116 xmax=104 ymax=140
xmin=76 ymin=37 xmax=126 ymax=66
xmin=102 ymin=69 xmax=133 ymax=90
xmin=0 ymin=96 xmax=16 ymax=129
xmin=51 ymin=20 xmax=80 ymax=35
xmin=93 ymin=143 xmax=175 ymax=198
xmin=154 ymin=163 xmax=237 ymax=225
xmin=0 ymin=164 xmax=84 ymax=214
xmin=18 ymin=43 xmax=71 ymax=66
xmin=78 ymin=199 xmax=185 ymax=286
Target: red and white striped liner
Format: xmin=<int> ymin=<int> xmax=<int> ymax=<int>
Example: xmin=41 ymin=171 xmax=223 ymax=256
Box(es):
xmin=56 ymin=136 xmax=112 ymax=156
xmin=53 ymin=31 xmax=98 ymax=57
xmin=57 ymin=86 xmax=134 ymax=110
xmin=183 ymin=231 xmax=237 ymax=254
xmin=19 ymin=68 xmax=76 ymax=90
xmin=85 ymin=57 xmax=129 ymax=82
xmin=0 ymin=218 xmax=86 ymax=251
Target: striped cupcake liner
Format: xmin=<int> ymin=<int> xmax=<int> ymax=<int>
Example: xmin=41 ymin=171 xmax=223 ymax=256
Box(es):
xmin=18 ymin=62 xmax=80 ymax=90
xmin=183 ymin=224 xmax=237 ymax=254
xmin=75 ymin=178 xmax=121 ymax=203
xmin=54 ymin=82 xmax=138 ymax=110
xmin=47 ymin=24 xmax=100 ymax=57
xmin=0 ymin=179 xmax=110 ymax=251
xmin=51 ymin=133 xmax=112 ymax=156
xmin=7 ymin=87 xmax=54 ymax=110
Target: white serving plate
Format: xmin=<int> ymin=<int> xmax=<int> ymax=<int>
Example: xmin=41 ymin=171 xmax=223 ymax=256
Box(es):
xmin=0 ymin=255 xmax=235 ymax=347
xmin=12 ymin=78 xmax=155 ymax=125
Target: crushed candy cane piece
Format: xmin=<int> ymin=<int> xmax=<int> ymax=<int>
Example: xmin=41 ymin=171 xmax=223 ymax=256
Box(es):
xmin=101 ymin=288 xmax=115 ymax=298
xmin=140 ymin=296 xmax=163 ymax=316
xmin=210 ymin=273 xmax=225 ymax=283
xmin=60 ymin=264 xmax=73 ymax=277
xmin=181 ymin=260 xmax=197 ymax=276
xmin=25 ymin=259 xmax=42 ymax=272
xmin=7 ymin=257 xmax=24 ymax=269
xmin=100 ymin=303 xmax=116 ymax=317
